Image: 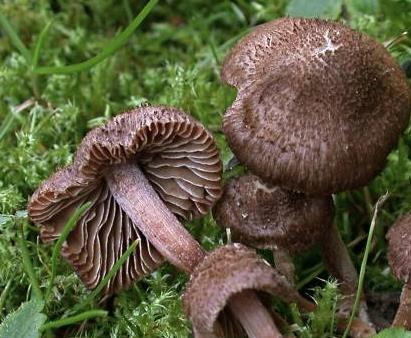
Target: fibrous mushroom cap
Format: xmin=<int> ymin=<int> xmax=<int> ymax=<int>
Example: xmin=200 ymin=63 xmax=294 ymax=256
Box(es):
xmin=28 ymin=105 xmax=222 ymax=293
xmin=222 ymin=18 xmax=411 ymax=195
xmin=213 ymin=174 xmax=334 ymax=254
xmin=387 ymin=213 xmax=411 ymax=285
xmin=182 ymin=243 xmax=305 ymax=336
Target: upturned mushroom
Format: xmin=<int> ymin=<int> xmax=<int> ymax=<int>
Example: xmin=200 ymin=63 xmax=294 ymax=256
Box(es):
xmin=28 ymin=105 xmax=222 ymax=293
xmin=183 ymin=243 xmax=314 ymax=338
xmin=28 ymin=105 xmax=287 ymax=336
xmin=221 ymin=18 xmax=410 ymax=196
xmin=386 ymin=212 xmax=411 ymax=329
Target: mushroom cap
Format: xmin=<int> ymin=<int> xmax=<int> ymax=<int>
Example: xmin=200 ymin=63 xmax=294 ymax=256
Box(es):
xmin=28 ymin=105 xmax=222 ymax=293
xmin=222 ymin=18 xmax=411 ymax=195
xmin=386 ymin=212 xmax=411 ymax=286
xmin=213 ymin=174 xmax=334 ymax=254
xmin=182 ymin=243 xmax=309 ymax=337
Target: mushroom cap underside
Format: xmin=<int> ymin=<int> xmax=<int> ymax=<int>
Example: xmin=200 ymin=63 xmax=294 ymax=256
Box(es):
xmin=28 ymin=105 xmax=222 ymax=293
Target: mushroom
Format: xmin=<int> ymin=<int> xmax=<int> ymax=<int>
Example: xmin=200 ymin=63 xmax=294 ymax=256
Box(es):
xmin=221 ymin=17 xmax=410 ymax=196
xmin=213 ymin=174 xmax=375 ymax=335
xmin=28 ymin=105 xmax=289 ymax=336
xmin=28 ymin=105 xmax=222 ymax=293
xmin=182 ymin=243 xmax=314 ymax=338
xmin=386 ymin=212 xmax=411 ymax=329
xmin=213 ymin=174 xmax=334 ymax=284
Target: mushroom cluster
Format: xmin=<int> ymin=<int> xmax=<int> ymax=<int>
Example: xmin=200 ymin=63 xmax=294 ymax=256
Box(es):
xmin=29 ymin=105 xmax=312 ymax=337
xmin=27 ymin=15 xmax=411 ymax=338
xmin=207 ymin=16 xmax=410 ymax=337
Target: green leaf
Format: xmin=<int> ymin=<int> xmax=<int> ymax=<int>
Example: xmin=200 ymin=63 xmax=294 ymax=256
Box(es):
xmin=286 ymin=0 xmax=343 ymax=19
xmin=31 ymin=21 xmax=53 ymax=69
xmin=374 ymin=328 xmax=411 ymax=338
xmin=0 ymin=300 xmax=47 ymax=338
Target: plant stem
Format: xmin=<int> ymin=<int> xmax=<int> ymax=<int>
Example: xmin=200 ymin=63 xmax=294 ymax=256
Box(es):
xmin=41 ymin=310 xmax=107 ymax=331
xmin=362 ymin=187 xmax=373 ymax=220
xmin=341 ymin=192 xmax=389 ymax=338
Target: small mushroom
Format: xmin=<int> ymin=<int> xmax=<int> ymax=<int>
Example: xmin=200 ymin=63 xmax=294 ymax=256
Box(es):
xmin=222 ymin=18 xmax=410 ymax=195
xmin=213 ymin=174 xmax=334 ymax=284
xmin=182 ymin=243 xmax=314 ymax=338
xmin=386 ymin=212 xmax=411 ymax=329
xmin=28 ymin=105 xmax=222 ymax=293
xmin=213 ymin=174 xmax=375 ymax=335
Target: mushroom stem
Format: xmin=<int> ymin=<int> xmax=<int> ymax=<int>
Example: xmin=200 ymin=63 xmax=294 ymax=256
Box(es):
xmin=273 ymin=249 xmax=295 ymax=285
xmin=107 ymin=163 xmax=285 ymax=337
xmin=392 ymin=285 xmax=411 ymax=329
xmin=105 ymin=163 xmax=205 ymax=273
xmin=321 ymin=223 xmax=374 ymax=330
xmin=227 ymin=290 xmax=283 ymax=338
xmin=321 ymin=223 xmax=358 ymax=295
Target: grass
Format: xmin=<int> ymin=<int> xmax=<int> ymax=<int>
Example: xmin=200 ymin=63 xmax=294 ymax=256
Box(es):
xmin=0 ymin=0 xmax=410 ymax=337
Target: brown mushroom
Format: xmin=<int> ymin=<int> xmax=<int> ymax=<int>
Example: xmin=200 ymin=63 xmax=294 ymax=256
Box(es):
xmin=221 ymin=18 xmax=410 ymax=195
xmin=183 ymin=243 xmax=314 ymax=338
xmin=213 ymin=174 xmax=334 ymax=283
xmin=28 ymin=105 xmax=222 ymax=293
xmin=386 ymin=212 xmax=411 ymax=329
xmin=213 ymin=174 xmax=375 ymax=334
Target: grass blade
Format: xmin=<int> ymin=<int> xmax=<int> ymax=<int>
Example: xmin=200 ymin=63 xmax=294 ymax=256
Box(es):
xmin=46 ymin=202 xmax=92 ymax=301
xmin=341 ymin=192 xmax=389 ymax=338
xmin=72 ymin=240 xmax=139 ymax=313
xmin=40 ymin=310 xmax=107 ymax=331
xmin=17 ymin=221 xmax=43 ymax=302
xmin=33 ymin=0 xmax=158 ymax=75
xmin=0 ymin=280 xmax=12 ymax=318
xmin=32 ymin=21 xmax=53 ymax=68
xmin=0 ymin=11 xmax=32 ymax=62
